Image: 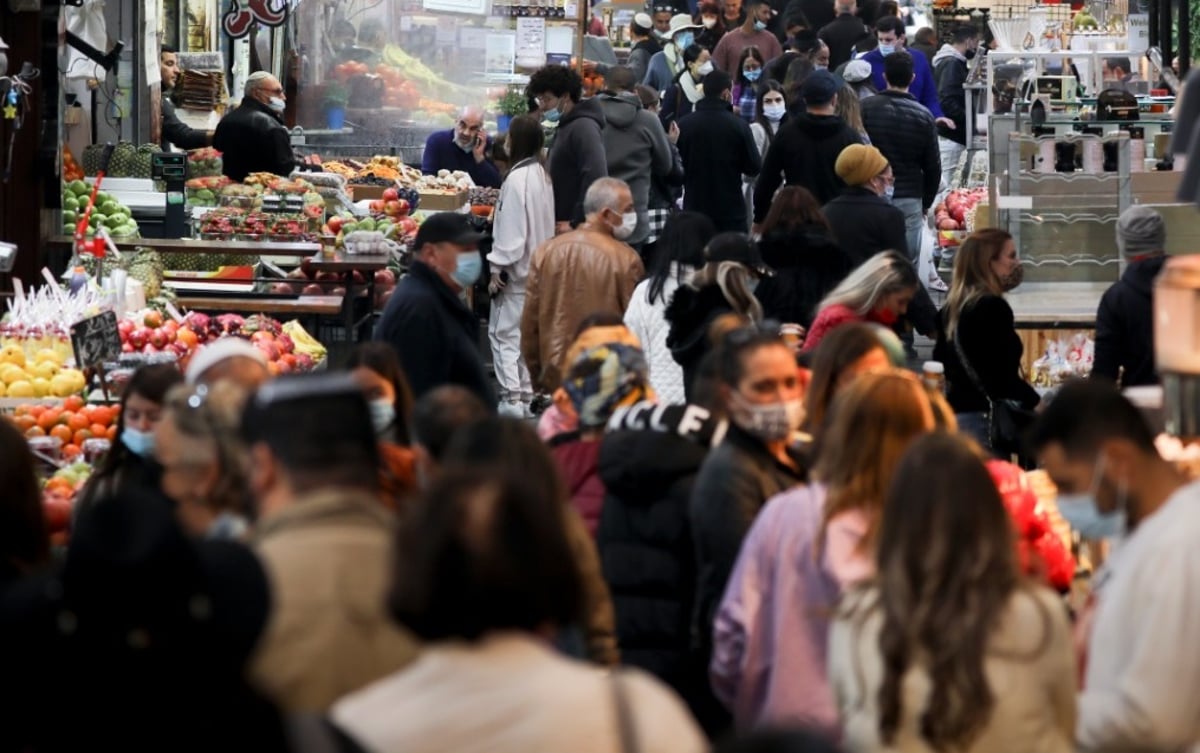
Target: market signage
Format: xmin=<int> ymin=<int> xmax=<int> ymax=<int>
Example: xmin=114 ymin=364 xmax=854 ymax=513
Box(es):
xmin=223 ymin=0 xmax=289 ymax=38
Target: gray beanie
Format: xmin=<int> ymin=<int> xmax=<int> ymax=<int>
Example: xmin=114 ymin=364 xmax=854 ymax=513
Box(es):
xmin=1116 ymin=205 xmax=1166 ymax=258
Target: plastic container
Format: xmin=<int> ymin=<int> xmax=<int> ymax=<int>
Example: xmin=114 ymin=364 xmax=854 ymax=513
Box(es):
xmin=922 ymin=361 xmax=946 ymax=393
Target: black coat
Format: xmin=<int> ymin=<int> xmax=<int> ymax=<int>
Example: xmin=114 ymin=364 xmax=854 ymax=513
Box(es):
xmin=161 ymin=97 xmax=209 ymax=151
xmin=549 ymin=97 xmax=608 ymax=224
xmin=1092 ymin=255 xmax=1166 ymax=387
xmin=935 ymin=51 xmax=969 ymax=146
xmin=821 ymin=188 xmax=938 ymax=335
xmin=665 ymin=283 xmax=736 ymax=400
xmin=932 ymin=295 xmax=1041 ymax=414
xmin=212 ymin=98 xmax=297 ymax=182
xmin=677 ymin=98 xmax=762 ymax=232
xmin=861 ymin=90 xmax=942 ymax=209
xmin=754 ymin=113 xmax=862 ymax=221
xmin=597 ymin=402 xmax=723 ymax=731
xmin=819 ymin=14 xmax=871 ymax=69
xmin=374 ymin=261 xmax=494 ymax=405
xmin=689 ymin=424 xmax=807 ymax=659
xmin=755 ymin=224 xmax=855 ymax=327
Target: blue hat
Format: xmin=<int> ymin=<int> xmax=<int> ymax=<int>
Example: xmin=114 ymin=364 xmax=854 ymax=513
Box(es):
xmin=801 ymin=69 xmax=842 ymax=105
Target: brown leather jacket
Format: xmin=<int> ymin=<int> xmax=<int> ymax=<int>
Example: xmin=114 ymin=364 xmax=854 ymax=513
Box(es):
xmin=520 ymin=223 xmax=645 ymax=392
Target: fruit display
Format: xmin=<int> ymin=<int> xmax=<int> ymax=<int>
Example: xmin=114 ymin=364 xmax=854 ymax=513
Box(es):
xmin=196 ymin=209 xmax=319 ymax=241
xmin=187 ymin=147 xmax=224 ymax=178
xmin=322 ymin=193 xmax=422 ymax=248
xmin=416 ymin=169 xmax=475 ymax=193
xmin=116 ymin=310 xmax=323 ymax=374
xmin=0 ymin=345 xmax=87 ymax=399
xmin=282 ymin=319 xmax=328 ymax=363
xmin=8 ymin=398 xmax=119 ymax=457
xmin=61 ymin=179 xmax=140 ymax=239
xmin=934 ymin=187 xmax=988 ymax=251
xmin=42 ymin=460 xmax=95 ymax=540
xmin=63 ymin=146 xmax=85 ymax=182
xmin=81 ymin=141 xmax=158 ymax=179
xmin=186 ymin=175 xmax=234 ymax=207
xmin=1030 ymin=333 xmax=1095 ymax=389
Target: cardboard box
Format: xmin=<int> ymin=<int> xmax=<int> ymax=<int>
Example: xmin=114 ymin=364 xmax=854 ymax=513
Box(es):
xmin=418 ymin=190 xmax=468 ymax=212
xmin=350 ymin=184 xmax=389 ymax=201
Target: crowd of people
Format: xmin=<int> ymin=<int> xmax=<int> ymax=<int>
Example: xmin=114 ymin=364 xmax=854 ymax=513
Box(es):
xmin=6 ymin=2 xmax=1198 ymax=752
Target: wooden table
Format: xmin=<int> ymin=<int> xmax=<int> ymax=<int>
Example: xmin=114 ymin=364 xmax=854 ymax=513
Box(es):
xmin=175 ymin=294 xmax=343 ymax=316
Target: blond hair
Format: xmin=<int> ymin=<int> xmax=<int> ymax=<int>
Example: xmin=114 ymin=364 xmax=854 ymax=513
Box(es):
xmin=944 ymin=229 xmax=1012 ymax=340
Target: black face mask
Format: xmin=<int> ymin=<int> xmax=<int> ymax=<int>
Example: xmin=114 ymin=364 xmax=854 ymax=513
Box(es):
xmin=965 ymin=48 xmax=977 ymax=60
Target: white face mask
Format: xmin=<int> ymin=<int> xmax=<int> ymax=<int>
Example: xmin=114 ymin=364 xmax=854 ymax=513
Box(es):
xmin=702 ymin=16 xmax=718 ymax=27
xmin=763 ymin=103 xmax=786 ymax=121
xmin=697 ymin=60 xmax=715 ymax=77
xmin=613 ymin=211 xmax=638 ymax=240
xmin=267 ymin=96 xmax=286 ymax=113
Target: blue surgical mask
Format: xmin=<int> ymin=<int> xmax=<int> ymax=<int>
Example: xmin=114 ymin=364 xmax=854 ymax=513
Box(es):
xmin=122 ymin=427 xmax=155 ymax=458
xmin=543 ymin=107 xmax=561 ymax=123
xmin=268 ymin=96 xmax=286 ymax=113
xmin=754 ymin=19 xmax=768 ymax=31
xmin=1056 ymin=452 xmax=1128 ymax=540
xmin=1057 ymin=493 xmax=1127 ymax=540
xmin=369 ymin=398 xmax=396 ymax=436
xmin=878 ymin=43 xmax=896 ymax=56
xmin=763 ymin=103 xmax=786 ymax=121
xmin=883 ymin=184 xmax=895 ymax=202
xmin=452 ymin=251 xmax=483 ymax=288
xmin=675 ymin=32 xmax=694 ymax=50
xmin=744 ymin=68 xmax=762 ymax=81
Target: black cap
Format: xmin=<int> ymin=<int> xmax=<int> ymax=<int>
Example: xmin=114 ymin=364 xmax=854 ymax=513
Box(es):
xmin=801 ymin=69 xmax=842 ymax=105
xmin=412 ymin=212 xmax=485 ymax=252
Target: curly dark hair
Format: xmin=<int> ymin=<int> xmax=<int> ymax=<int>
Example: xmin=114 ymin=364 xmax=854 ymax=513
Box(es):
xmin=527 ymin=64 xmax=583 ymax=103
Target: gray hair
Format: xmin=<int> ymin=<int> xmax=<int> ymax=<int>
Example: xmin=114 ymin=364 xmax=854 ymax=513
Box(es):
xmin=583 ymin=177 xmax=631 ymax=216
xmin=244 ymin=71 xmax=275 ymax=97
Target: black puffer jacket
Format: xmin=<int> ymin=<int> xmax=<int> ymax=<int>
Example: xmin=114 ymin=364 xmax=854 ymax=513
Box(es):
xmin=861 ymin=90 xmax=942 ymax=209
xmin=212 ymin=98 xmax=297 ymax=182
xmin=597 ymin=402 xmax=723 ymax=732
xmin=548 ymin=97 xmax=608 ymax=224
xmin=665 ymin=284 xmax=737 ymax=400
xmin=755 ymin=224 xmax=854 ymax=327
xmin=753 ymin=113 xmax=863 ymax=221
xmin=1092 ymin=255 xmax=1166 ymax=387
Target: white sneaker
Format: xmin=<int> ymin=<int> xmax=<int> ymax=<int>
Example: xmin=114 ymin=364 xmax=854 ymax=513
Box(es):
xmin=497 ymin=401 xmax=525 ymax=418
xmin=927 ymin=270 xmax=949 ymax=293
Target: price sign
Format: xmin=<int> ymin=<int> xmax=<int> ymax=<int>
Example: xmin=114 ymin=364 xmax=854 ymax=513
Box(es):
xmin=70 ymin=311 xmax=122 ymax=371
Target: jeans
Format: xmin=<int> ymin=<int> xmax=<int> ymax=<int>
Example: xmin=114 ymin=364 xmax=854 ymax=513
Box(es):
xmin=956 ymin=411 xmax=990 ymax=449
xmin=939 ymin=137 xmax=966 ymax=196
xmin=487 ymin=277 xmax=533 ymax=404
xmin=891 ymin=197 xmax=925 ymax=263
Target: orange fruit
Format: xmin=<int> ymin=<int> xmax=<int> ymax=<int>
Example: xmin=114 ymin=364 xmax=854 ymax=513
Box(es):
xmin=61 ymin=445 xmax=82 ymax=461
xmin=12 ymin=415 xmax=35 ymax=432
xmin=63 ymin=395 xmax=85 ymax=412
xmin=90 ymin=423 xmax=107 ymax=438
xmin=26 ymin=405 xmax=45 ymax=419
xmin=72 ymin=429 xmax=92 ymax=446
xmin=67 ymin=413 xmax=89 ymax=432
xmin=50 ymin=425 xmax=73 ymax=443
xmin=37 ymin=409 xmax=62 ymax=432
xmin=25 ymin=426 xmax=44 ymax=437
xmin=90 ymin=406 xmax=114 ymax=426
xmin=105 ymin=425 xmax=117 ymax=441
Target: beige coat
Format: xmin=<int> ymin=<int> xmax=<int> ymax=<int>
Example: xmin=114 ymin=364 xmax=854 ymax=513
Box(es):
xmin=520 ymin=223 xmax=645 ymax=392
xmin=250 ymin=489 xmax=419 ymax=712
xmin=830 ymin=585 xmax=1076 ymax=753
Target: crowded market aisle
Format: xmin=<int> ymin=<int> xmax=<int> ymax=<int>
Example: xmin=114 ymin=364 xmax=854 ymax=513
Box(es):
xmin=4 ymin=0 xmax=1200 ymax=748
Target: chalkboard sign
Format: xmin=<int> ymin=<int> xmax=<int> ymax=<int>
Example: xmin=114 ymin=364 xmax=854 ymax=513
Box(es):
xmin=70 ymin=311 xmax=122 ymax=370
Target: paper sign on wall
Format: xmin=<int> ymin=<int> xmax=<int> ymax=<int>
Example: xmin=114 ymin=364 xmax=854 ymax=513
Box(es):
xmin=486 ymin=31 xmax=517 ymax=77
xmin=516 ymin=17 xmax=546 ymax=69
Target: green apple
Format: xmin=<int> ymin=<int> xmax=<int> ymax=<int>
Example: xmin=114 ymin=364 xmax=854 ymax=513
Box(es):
xmin=63 ymin=196 xmax=80 ymax=211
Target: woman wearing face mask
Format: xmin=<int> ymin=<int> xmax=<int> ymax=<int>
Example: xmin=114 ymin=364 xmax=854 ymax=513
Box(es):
xmin=695 ymin=0 xmax=727 ymax=52
xmin=487 ymin=115 xmax=554 ymax=418
xmin=711 ymin=371 xmax=940 ymax=733
xmin=665 ymin=233 xmax=766 ymax=400
xmin=344 ymin=342 xmax=419 ymax=509
xmin=76 ymin=364 xmax=183 ymax=517
xmin=154 ymin=381 xmax=254 ymax=540
xmin=802 ymin=250 xmax=919 ymax=353
xmin=933 ymin=229 xmax=1039 ymax=450
xmin=802 ymin=322 xmax=894 ymax=435
xmin=732 ymin=46 xmax=767 ymax=122
xmin=661 ymin=45 xmax=712 ymax=127
xmin=689 ymin=325 xmax=808 ymax=711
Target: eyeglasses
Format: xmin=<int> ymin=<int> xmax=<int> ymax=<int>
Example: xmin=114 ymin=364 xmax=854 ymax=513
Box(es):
xmin=267 ymin=87 xmax=284 ymax=95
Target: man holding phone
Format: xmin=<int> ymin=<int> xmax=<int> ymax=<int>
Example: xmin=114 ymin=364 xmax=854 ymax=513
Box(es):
xmin=421 ymin=106 xmax=502 ymax=188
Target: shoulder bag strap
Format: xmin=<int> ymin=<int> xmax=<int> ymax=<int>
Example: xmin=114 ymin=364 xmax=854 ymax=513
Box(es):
xmin=611 ymin=670 xmax=641 ymax=753
xmin=951 ymin=323 xmax=994 ymax=406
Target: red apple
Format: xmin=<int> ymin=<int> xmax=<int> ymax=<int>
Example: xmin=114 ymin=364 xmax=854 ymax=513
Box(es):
xmin=117 ymin=319 xmax=134 ymax=339
xmin=275 ymin=333 xmax=295 ymax=354
xmin=43 ymin=494 xmax=72 ymax=533
xmin=143 ymin=310 xmax=164 ymax=328
xmin=128 ymin=327 xmax=151 ymax=350
xmin=327 ymin=216 xmax=344 ymax=234
xmin=149 ymin=328 xmax=168 ymax=349
xmin=269 ymin=282 xmax=295 ymax=295
xmin=254 ymin=341 xmax=280 ymax=361
xmin=938 ymin=217 xmax=960 ymax=230
xmin=302 ymin=283 xmax=324 ymax=295
xmin=374 ymin=269 xmax=396 ymax=286
xmin=382 ymin=187 xmax=399 ymax=202
xmin=331 ymin=286 xmax=347 ymax=296
xmin=295 ymin=353 xmax=315 ymax=370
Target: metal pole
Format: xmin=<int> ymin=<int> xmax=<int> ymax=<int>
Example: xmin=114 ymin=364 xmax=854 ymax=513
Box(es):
xmin=1181 ymin=0 xmax=1191 ymax=76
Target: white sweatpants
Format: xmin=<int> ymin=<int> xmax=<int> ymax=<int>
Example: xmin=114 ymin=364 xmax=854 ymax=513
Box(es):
xmin=488 ymin=278 xmax=533 ymax=404
xmin=939 ymin=137 xmax=966 ymax=198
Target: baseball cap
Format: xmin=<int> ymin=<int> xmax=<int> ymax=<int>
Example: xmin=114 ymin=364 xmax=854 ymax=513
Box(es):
xmin=801 ymin=69 xmax=842 ymax=105
xmin=412 ymin=212 xmax=485 ymax=251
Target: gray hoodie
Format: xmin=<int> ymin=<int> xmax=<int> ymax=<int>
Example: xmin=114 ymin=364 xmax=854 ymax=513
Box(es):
xmin=598 ymin=91 xmax=674 ymax=246
xmin=931 ymin=43 xmax=966 ymax=68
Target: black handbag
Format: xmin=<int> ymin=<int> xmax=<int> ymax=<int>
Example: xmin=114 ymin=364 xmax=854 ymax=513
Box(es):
xmin=952 ymin=327 xmax=1036 ymax=458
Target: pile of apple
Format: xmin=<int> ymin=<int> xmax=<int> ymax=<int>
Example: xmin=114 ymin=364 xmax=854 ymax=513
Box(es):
xmin=933 ymin=188 xmax=987 ymax=232
xmin=272 ymin=259 xmax=399 ymax=310
xmin=117 ymin=310 xmax=319 ymax=374
xmin=43 ymin=460 xmax=94 ymax=545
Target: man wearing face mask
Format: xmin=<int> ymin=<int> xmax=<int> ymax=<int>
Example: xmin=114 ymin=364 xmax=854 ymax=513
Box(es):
xmin=213 ymin=71 xmax=306 ymax=183
xmin=821 ymin=144 xmax=907 ymax=263
xmin=520 ymin=178 xmax=646 ymax=393
xmin=862 ymin=17 xmax=952 ymax=128
xmin=933 ymin=25 xmax=979 ymax=194
xmin=643 ymin=14 xmax=704 ymax=93
xmin=713 ymin=0 xmax=782 ymax=75
xmin=374 ymin=213 xmax=494 ymax=405
xmin=1029 ymin=379 xmax=1200 ymax=753
xmin=420 ymin=106 xmax=501 ymax=189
